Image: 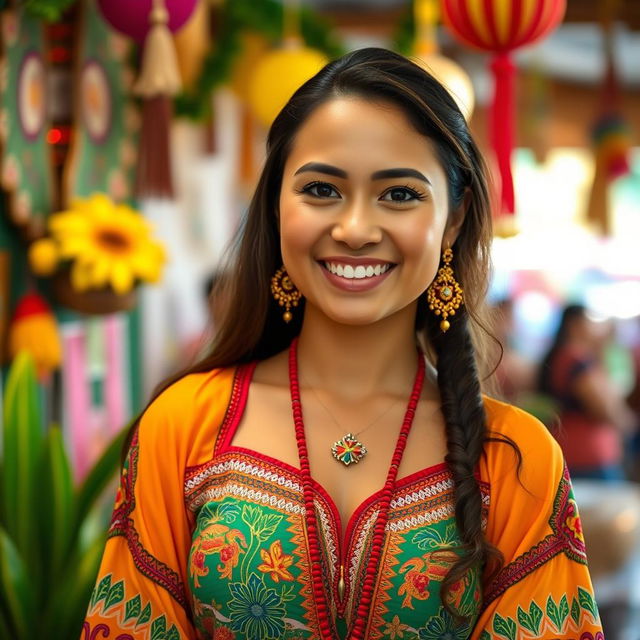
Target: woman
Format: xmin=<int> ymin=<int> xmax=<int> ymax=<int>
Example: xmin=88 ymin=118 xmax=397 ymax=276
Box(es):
xmin=82 ymin=49 xmax=602 ymax=640
xmin=538 ymin=304 xmax=634 ymax=482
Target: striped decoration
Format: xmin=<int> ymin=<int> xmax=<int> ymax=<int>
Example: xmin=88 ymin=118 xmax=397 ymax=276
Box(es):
xmin=441 ymin=0 xmax=566 ymax=216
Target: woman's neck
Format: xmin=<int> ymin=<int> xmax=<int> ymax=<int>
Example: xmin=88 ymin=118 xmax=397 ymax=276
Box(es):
xmin=296 ymin=302 xmax=423 ymax=401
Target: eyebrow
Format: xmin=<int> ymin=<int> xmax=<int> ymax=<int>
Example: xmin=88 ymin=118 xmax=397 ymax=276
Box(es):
xmin=293 ymin=162 xmax=431 ymax=185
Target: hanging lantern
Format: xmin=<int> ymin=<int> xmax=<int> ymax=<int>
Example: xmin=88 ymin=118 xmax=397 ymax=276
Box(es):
xmin=247 ymin=0 xmax=327 ymax=129
xmin=441 ymin=0 xmax=566 ymax=215
xmin=248 ymin=45 xmax=327 ymax=129
xmin=412 ymin=0 xmax=475 ymax=120
xmin=96 ymin=0 xmax=197 ymax=42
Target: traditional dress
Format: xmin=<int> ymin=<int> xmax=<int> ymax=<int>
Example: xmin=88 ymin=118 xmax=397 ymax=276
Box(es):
xmin=81 ymin=364 xmax=604 ymax=640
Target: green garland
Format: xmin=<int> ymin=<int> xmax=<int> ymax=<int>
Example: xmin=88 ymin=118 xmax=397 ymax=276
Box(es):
xmin=175 ymin=0 xmax=345 ymax=121
xmin=19 ymin=0 xmax=77 ymax=22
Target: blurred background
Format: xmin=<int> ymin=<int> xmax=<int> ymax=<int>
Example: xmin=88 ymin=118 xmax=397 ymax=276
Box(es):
xmin=0 ymin=0 xmax=639 ymax=638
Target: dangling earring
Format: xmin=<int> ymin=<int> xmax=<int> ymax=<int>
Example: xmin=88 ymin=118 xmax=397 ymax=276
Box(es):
xmin=426 ymin=247 xmax=463 ymax=332
xmin=271 ymin=266 xmax=302 ymax=323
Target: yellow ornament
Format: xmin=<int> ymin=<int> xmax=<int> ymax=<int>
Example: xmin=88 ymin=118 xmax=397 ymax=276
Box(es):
xmin=229 ymin=33 xmax=270 ymax=103
xmin=248 ymin=45 xmax=328 ymax=128
xmin=28 ymin=238 xmax=59 ymax=276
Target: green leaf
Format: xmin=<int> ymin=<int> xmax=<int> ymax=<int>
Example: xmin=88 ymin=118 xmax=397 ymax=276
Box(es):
xmin=546 ymin=595 xmax=562 ymax=632
xmin=492 ymin=613 xmax=516 ymax=640
xmin=571 ymin=597 xmax=580 ymax=626
xmin=479 ymin=632 xmax=491 ymax=640
xmin=255 ymin=513 xmax=282 ymax=541
xmin=75 ymin=424 xmax=130 ymax=532
xmin=151 ymin=615 xmax=167 ymax=640
xmin=412 ymin=528 xmax=441 ymax=550
xmin=39 ymin=534 xmax=106 ymax=638
xmin=41 ymin=426 xmax=74 ymax=581
xmin=166 ymin=626 xmax=180 ymax=640
xmin=124 ymin=594 xmax=142 ymax=622
xmin=0 ymin=526 xmax=35 ymax=637
xmin=104 ymin=580 xmax=125 ymax=613
xmin=558 ymin=595 xmax=570 ymax=629
xmin=241 ymin=504 xmax=262 ymax=531
xmin=138 ymin=602 xmax=152 ymax=626
xmin=578 ymin=587 xmax=598 ymax=622
xmin=2 ymin=353 xmax=44 ymax=583
xmin=91 ymin=574 xmax=112 ymax=609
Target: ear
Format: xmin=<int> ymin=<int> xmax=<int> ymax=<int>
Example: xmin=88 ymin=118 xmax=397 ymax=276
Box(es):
xmin=442 ymin=189 xmax=469 ymax=249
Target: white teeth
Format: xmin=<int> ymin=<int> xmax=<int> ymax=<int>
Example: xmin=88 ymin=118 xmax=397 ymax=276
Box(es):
xmin=323 ymin=261 xmax=392 ymax=279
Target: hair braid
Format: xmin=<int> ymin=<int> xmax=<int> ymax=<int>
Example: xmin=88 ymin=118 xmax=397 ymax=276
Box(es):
xmin=426 ymin=306 xmax=503 ymax=619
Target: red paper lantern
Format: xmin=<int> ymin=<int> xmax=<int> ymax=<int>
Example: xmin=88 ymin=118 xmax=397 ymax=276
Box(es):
xmin=442 ymin=0 xmax=566 ymax=215
xmin=97 ymin=0 xmax=197 ymax=42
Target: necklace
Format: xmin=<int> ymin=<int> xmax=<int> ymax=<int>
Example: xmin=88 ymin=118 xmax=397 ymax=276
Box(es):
xmin=299 ymin=371 xmax=401 ymax=466
xmin=289 ymin=337 xmax=425 ymax=639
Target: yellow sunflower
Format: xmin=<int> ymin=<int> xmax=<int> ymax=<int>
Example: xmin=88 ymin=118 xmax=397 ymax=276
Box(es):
xmin=49 ymin=193 xmax=165 ymax=295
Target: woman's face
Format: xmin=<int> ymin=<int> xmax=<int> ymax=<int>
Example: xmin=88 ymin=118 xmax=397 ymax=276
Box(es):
xmin=278 ymin=96 xmax=463 ymax=326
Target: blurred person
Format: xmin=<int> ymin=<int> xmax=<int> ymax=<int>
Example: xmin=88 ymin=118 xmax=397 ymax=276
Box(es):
xmin=538 ymin=304 xmax=635 ymax=482
xmin=491 ymin=298 xmax=534 ymax=403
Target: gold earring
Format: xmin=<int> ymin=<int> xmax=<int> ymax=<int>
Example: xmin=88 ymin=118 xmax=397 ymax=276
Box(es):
xmin=271 ymin=266 xmax=302 ymax=323
xmin=426 ymin=247 xmax=463 ymax=332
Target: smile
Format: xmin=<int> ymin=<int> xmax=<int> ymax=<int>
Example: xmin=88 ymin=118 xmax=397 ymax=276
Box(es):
xmin=322 ymin=261 xmax=394 ymax=280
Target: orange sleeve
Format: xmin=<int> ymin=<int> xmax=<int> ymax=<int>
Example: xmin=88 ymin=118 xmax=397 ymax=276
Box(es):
xmin=471 ymin=400 xmax=604 ymax=640
xmin=81 ymin=368 xmax=236 ymax=640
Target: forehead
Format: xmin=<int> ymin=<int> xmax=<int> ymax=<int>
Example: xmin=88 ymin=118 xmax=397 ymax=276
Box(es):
xmin=284 ymin=97 xmax=443 ymax=176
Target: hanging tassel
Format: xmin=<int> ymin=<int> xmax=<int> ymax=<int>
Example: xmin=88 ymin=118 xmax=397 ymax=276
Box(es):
xmin=586 ymin=0 xmax=630 ymax=236
xmin=134 ymin=0 xmax=182 ymax=198
xmin=8 ymin=292 xmax=62 ymax=381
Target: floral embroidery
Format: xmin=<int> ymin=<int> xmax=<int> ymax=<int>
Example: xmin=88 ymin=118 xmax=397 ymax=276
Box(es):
xmin=417 ymin=607 xmax=470 ymax=640
xmin=227 ymin=573 xmax=287 ymax=639
xmin=190 ymin=504 xmax=248 ymax=587
xmin=85 ymin=573 xmax=182 ymax=639
xmin=398 ymin=554 xmax=451 ymax=608
xmin=384 ymin=614 xmax=408 ymax=639
xmin=484 ymin=465 xmax=587 ymax=606
xmin=258 ymin=540 xmax=295 ymax=582
xmin=213 ymin=626 xmax=236 ymax=639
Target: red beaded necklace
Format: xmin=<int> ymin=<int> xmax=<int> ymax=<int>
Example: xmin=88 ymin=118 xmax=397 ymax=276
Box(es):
xmin=288 ymin=337 xmax=426 ymax=639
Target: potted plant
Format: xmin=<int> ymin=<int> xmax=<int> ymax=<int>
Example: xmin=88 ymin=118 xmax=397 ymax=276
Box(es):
xmin=0 ymin=352 xmax=128 ymax=638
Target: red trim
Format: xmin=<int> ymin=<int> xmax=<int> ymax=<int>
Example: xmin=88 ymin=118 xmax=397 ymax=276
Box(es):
xmin=214 ymin=362 xmax=257 ymax=455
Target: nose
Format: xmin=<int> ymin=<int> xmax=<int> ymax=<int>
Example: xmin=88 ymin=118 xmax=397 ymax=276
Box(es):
xmin=330 ymin=199 xmax=382 ymax=249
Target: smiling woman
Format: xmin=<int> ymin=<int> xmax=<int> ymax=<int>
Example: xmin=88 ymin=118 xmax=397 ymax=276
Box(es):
xmin=82 ymin=49 xmax=604 ymax=640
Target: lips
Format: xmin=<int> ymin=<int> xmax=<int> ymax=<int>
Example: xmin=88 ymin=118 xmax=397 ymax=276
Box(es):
xmin=317 ymin=257 xmax=396 ymax=292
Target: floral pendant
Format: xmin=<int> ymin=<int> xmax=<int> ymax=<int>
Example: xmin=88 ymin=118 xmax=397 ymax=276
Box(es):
xmin=332 ymin=433 xmax=367 ymax=466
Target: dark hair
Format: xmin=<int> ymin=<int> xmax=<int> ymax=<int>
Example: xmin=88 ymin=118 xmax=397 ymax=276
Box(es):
xmin=130 ymin=47 xmax=512 ymax=617
xmin=537 ymin=304 xmax=587 ymax=394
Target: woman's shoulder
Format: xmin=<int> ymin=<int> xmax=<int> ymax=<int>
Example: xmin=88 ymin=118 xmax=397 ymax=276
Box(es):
xmin=136 ymin=365 xmax=242 ymax=467
xmin=480 ymin=396 xmax=564 ymax=489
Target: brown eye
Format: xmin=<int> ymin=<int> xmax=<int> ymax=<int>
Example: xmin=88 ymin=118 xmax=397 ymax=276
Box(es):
xmin=304 ymin=182 xmax=340 ymax=199
xmin=380 ymin=187 xmax=425 ymax=203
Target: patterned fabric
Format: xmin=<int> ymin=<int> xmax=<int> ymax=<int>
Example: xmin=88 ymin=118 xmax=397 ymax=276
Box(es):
xmin=81 ymin=365 xmax=604 ymax=639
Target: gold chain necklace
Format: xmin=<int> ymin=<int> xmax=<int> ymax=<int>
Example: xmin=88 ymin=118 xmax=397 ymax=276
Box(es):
xmin=299 ymin=373 xmax=402 ymax=466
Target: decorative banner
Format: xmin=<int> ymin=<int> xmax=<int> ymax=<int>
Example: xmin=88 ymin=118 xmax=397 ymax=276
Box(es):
xmin=63 ymin=0 xmax=138 ymax=205
xmin=0 ymin=9 xmax=54 ymax=238
xmin=442 ymin=0 xmax=566 ymax=216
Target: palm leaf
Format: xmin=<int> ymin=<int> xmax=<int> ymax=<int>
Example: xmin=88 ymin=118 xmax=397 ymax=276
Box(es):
xmin=1 ymin=353 xmax=44 ymax=588
xmin=41 ymin=426 xmax=74 ymax=582
xmin=0 ymin=526 xmax=35 ymax=637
